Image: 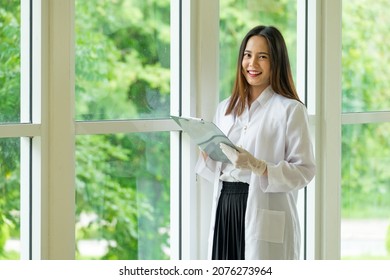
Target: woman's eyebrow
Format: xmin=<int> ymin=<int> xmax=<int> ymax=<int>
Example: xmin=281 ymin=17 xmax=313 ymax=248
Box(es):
xmin=244 ymin=50 xmax=269 ymax=55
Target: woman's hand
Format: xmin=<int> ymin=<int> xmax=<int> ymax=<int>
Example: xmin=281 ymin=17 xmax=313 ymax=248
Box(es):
xmin=220 ymin=143 xmax=267 ymax=176
xmin=199 ymin=148 xmax=208 ymax=160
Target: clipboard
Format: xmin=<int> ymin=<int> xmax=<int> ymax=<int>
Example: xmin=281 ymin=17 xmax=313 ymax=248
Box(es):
xmin=171 ymin=115 xmax=236 ymax=163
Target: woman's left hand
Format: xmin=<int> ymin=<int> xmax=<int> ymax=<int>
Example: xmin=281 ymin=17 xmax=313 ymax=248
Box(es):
xmin=220 ymin=143 xmax=267 ymax=176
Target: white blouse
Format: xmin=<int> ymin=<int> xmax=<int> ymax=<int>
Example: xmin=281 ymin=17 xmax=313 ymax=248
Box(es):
xmin=219 ymin=91 xmax=264 ymax=183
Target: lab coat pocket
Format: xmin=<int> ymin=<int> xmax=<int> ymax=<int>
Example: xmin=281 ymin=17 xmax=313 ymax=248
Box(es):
xmin=256 ymin=209 xmax=285 ymax=243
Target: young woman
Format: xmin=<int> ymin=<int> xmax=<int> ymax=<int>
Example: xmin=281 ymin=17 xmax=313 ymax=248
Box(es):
xmin=195 ymin=25 xmax=316 ymax=260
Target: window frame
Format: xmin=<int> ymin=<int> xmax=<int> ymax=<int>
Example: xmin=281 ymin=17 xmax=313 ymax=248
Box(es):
xmin=311 ymin=0 xmax=342 ymax=259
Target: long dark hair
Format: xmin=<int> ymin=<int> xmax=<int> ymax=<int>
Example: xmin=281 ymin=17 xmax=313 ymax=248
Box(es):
xmin=226 ymin=25 xmax=301 ymax=116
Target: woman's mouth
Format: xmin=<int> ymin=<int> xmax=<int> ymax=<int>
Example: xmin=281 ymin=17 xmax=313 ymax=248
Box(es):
xmin=247 ymin=70 xmax=261 ymax=77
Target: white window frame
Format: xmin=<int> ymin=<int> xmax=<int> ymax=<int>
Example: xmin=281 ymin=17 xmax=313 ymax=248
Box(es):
xmin=179 ymin=0 xmax=221 ymax=260
xmin=314 ymin=0 xmax=342 ymax=259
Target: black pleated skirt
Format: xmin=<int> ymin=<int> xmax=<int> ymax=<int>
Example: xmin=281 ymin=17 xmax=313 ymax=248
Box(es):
xmin=212 ymin=181 xmax=249 ymax=260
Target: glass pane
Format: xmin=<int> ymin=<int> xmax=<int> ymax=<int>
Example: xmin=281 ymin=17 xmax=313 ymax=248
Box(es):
xmin=75 ymin=132 xmax=170 ymax=260
xmin=341 ymin=123 xmax=390 ymax=259
xmin=0 ymin=1 xmax=21 ymax=123
xmin=219 ymin=0 xmax=297 ymax=100
xmin=0 ymin=138 xmax=20 ymax=260
xmin=75 ymin=0 xmax=170 ymax=121
xmin=342 ymin=0 xmax=390 ymax=112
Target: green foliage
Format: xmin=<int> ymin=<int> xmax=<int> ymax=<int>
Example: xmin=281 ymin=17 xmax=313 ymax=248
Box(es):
xmin=0 ymin=139 xmax=20 ymax=260
xmin=341 ymin=123 xmax=390 ymax=217
xmin=75 ymin=132 xmax=170 ymax=260
xmin=0 ymin=2 xmax=20 ymax=123
xmin=75 ymin=0 xmax=170 ymax=120
xmin=342 ymin=0 xmax=390 ymax=113
xmin=0 ymin=214 xmax=10 ymax=255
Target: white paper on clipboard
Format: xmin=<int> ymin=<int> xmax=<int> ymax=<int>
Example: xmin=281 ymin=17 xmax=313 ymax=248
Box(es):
xmin=171 ymin=115 xmax=237 ymax=163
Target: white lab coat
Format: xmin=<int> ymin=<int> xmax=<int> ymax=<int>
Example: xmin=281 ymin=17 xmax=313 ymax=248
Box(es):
xmin=195 ymin=87 xmax=316 ymax=260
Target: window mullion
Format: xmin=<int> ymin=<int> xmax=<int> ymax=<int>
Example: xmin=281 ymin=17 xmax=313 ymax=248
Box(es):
xmin=341 ymin=112 xmax=390 ymax=125
xmin=317 ymin=0 xmax=342 ymax=260
xmin=44 ymin=0 xmax=76 ymax=259
xmin=20 ymin=0 xmax=32 ymax=260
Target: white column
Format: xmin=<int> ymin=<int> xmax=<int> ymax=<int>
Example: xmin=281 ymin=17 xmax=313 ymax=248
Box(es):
xmin=196 ymin=0 xmax=219 ymax=260
xmin=33 ymin=0 xmax=76 ymax=259
xmin=180 ymin=0 xmax=199 ymax=260
xmin=317 ymin=0 xmax=342 ymax=259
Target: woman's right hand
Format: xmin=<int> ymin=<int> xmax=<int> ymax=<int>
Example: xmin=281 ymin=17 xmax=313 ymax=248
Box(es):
xmin=199 ymin=148 xmax=208 ymax=160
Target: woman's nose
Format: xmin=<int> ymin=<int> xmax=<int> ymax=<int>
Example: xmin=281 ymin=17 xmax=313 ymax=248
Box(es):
xmin=249 ymin=58 xmax=257 ymax=67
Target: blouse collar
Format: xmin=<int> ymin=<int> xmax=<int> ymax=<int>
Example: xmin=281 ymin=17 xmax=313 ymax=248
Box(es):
xmin=253 ymin=85 xmax=274 ymax=107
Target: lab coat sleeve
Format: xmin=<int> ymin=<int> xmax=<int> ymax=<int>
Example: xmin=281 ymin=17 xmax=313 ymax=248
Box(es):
xmin=261 ymin=103 xmax=316 ymax=192
xmin=195 ymin=154 xmax=219 ymax=183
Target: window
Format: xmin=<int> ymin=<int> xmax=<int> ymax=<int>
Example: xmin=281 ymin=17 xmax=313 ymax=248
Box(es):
xmin=75 ymin=0 xmax=170 ymax=121
xmin=74 ymin=0 xmax=172 ymax=259
xmin=75 ymin=133 xmax=170 ymax=259
xmin=341 ymin=0 xmax=390 ymax=259
xmin=341 ymin=123 xmax=390 ymax=259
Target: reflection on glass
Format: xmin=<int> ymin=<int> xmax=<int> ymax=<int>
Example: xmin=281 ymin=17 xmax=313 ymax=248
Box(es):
xmin=0 ymin=138 xmax=20 ymax=260
xmin=342 ymin=0 xmax=390 ymax=112
xmin=0 ymin=1 xmax=21 ymax=123
xmin=341 ymin=123 xmax=390 ymax=259
xmin=75 ymin=132 xmax=170 ymax=260
xmin=219 ymin=0 xmax=297 ymax=100
xmin=75 ymin=0 xmax=170 ymax=121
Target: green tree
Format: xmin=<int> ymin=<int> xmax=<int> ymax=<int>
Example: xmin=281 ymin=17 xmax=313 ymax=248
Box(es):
xmin=75 ymin=0 xmax=170 ymax=120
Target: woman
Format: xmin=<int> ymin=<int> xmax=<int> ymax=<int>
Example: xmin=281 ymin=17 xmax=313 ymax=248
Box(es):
xmin=195 ymin=25 xmax=315 ymax=260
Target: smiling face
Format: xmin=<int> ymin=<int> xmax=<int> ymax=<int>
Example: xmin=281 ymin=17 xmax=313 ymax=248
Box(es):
xmin=241 ymin=35 xmax=271 ymax=100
